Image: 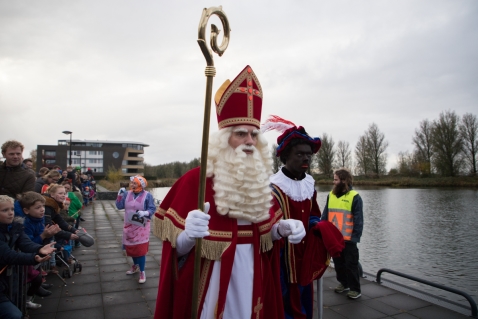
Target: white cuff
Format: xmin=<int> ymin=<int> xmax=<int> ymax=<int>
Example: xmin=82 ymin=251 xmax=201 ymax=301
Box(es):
xmin=271 ymin=223 xmax=282 ymax=241
xmin=176 ymin=231 xmax=196 ymax=257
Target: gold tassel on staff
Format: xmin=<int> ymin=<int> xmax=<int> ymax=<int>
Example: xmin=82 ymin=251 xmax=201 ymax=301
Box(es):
xmin=192 ymin=6 xmax=230 ymax=319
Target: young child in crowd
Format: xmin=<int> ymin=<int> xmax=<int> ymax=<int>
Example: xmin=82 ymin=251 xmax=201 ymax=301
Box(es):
xmin=59 ymin=198 xmax=75 ymax=225
xmin=62 ymin=181 xmax=83 ymax=247
xmin=0 ymin=195 xmax=56 ymax=318
xmin=18 ymin=192 xmax=61 ymax=309
xmin=20 ymin=192 xmax=61 ymax=245
xmin=43 ymin=184 xmax=79 ymax=273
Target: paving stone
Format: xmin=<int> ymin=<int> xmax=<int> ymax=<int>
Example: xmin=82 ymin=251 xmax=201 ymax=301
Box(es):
xmin=104 ymin=302 xmax=152 ymax=319
xmin=101 ymin=279 xmax=141 ymax=293
xmin=98 ymin=257 xmax=128 ymax=266
xmin=61 ymin=282 xmax=102 ymax=297
xmin=75 ymin=265 xmax=100 ymax=275
xmin=330 ymin=301 xmax=389 ymax=319
xmin=99 ymin=263 xmax=130 ymax=273
xmin=377 ymin=294 xmax=431 ymax=311
xmin=362 ymin=299 xmax=404 ymax=316
xmin=409 ymin=305 xmax=470 ymax=319
xmin=97 ymin=244 xmax=122 ymax=249
xmin=392 ymin=312 xmax=421 ymax=319
xmin=140 ymin=287 xmax=158 ymax=301
xmin=25 ymin=313 xmax=55 ymax=319
xmin=361 ymin=282 xmax=397 ymax=299
xmin=73 ymin=253 xmax=99 ymax=261
xmin=66 ymin=273 xmax=101 ymax=284
xmin=138 ymin=276 xmax=159 ymax=289
xmin=322 ymin=307 xmax=348 ymax=319
xmin=54 ymin=306 xmax=105 ymax=319
xmin=57 ymin=293 xmax=103 ymax=311
xmin=102 ymin=289 xmax=144 ymax=306
xmin=100 ymin=271 xmax=132 ymax=282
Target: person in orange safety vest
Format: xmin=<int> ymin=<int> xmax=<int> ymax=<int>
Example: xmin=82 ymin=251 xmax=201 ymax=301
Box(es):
xmin=321 ymin=168 xmax=363 ymax=299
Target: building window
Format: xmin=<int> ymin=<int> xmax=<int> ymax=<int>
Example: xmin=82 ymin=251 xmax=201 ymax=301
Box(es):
xmin=122 ymin=144 xmax=143 ymax=150
xmin=122 ymin=168 xmax=127 ymax=173
xmin=45 ymin=151 xmax=56 ymax=156
xmin=45 ymin=160 xmax=56 ymax=164
xmin=88 ymin=159 xmax=103 ymax=164
xmin=88 ymin=151 xmax=103 ymax=155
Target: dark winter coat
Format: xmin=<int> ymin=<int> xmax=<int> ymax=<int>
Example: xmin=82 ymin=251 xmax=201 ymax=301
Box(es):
xmin=34 ymin=177 xmax=48 ymax=193
xmin=0 ymin=162 xmax=36 ymax=199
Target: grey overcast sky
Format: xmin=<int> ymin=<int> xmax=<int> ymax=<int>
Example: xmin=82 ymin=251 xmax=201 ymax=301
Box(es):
xmin=1 ymin=1 xmax=477 ymax=171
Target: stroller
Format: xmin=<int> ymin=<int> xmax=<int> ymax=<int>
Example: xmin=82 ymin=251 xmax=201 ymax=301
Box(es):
xmin=56 ymin=244 xmax=82 ymax=279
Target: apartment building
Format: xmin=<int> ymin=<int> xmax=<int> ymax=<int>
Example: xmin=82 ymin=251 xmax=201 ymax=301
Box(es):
xmin=36 ymin=140 xmax=149 ymax=177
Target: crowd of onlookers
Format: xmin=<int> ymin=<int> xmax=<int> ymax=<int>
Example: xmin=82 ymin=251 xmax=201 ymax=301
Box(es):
xmin=0 ymin=139 xmax=96 ymax=319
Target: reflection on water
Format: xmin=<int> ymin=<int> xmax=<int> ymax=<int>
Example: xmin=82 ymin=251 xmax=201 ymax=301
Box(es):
xmin=151 ymin=186 xmax=478 ymax=304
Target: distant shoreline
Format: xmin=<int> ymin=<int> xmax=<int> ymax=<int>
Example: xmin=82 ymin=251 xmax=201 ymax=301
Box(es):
xmin=100 ymin=175 xmax=478 ymax=191
xmin=314 ymin=175 xmax=478 ymax=188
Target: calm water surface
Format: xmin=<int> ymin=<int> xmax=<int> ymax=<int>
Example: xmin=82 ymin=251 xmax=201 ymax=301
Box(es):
xmin=150 ymin=186 xmax=478 ymax=304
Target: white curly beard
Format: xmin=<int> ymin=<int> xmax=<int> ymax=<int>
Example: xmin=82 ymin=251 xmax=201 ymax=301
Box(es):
xmin=206 ymin=128 xmax=273 ymax=223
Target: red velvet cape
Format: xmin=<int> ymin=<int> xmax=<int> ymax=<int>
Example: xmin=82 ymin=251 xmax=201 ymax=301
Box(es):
xmin=153 ymin=168 xmax=285 ymax=319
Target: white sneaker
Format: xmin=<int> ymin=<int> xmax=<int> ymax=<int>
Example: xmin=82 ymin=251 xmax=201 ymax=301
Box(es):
xmin=139 ymin=271 xmax=146 ymax=284
xmin=126 ymin=264 xmax=139 ymax=275
xmin=26 ymin=300 xmax=42 ymax=309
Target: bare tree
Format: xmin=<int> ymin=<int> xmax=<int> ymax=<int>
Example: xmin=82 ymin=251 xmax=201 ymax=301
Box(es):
xmin=29 ymin=149 xmax=37 ymax=171
xmin=412 ymin=119 xmax=434 ymax=175
xmin=365 ymin=123 xmax=388 ymax=175
xmin=460 ymin=113 xmax=478 ymax=175
xmin=336 ymin=140 xmax=352 ymax=169
xmin=270 ymin=143 xmax=281 ymax=173
xmin=397 ymin=151 xmax=420 ymax=176
xmin=432 ymin=110 xmax=463 ymax=176
xmin=315 ymin=133 xmax=335 ymax=177
xmin=354 ymin=135 xmax=370 ymax=176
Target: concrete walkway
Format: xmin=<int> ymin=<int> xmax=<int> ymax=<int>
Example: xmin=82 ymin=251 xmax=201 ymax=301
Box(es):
xmin=27 ymin=199 xmax=473 ymax=319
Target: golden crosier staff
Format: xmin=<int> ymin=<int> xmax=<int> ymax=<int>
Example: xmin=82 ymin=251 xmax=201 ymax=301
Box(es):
xmin=192 ymin=6 xmax=230 ymax=319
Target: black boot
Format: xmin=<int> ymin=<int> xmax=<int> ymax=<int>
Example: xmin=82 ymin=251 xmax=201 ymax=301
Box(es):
xmin=35 ymin=286 xmax=52 ymax=297
xmin=41 ymin=283 xmax=54 ymax=289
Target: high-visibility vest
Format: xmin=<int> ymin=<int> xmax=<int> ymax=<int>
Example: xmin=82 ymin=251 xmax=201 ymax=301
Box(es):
xmin=327 ymin=190 xmax=358 ymax=241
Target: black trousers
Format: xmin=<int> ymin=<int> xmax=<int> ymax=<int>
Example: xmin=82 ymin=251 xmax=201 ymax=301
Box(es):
xmin=332 ymin=241 xmax=361 ymax=292
xmin=27 ymin=272 xmax=42 ymax=296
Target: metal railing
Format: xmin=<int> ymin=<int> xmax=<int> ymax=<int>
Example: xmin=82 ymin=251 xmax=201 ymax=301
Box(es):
xmin=2 ymin=264 xmax=28 ymax=316
xmin=376 ymin=268 xmax=477 ymax=318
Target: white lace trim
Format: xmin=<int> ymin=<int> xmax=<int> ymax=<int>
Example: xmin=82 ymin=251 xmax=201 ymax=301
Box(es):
xmin=270 ymin=169 xmax=315 ymax=201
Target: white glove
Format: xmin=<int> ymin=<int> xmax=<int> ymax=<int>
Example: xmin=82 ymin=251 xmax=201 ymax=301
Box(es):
xmin=117 ymin=187 xmax=126 ymax=196
xmin=137 ymin=211 xmax=149 ymax=218
xmin=278 ymin=219 xmax=306 ymax=244
xmin=184 ymin=202 xmax=210 ymax=239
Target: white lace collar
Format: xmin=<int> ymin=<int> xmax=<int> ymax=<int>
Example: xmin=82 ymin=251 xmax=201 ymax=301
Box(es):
xmin=270 ymin=169 xmax=315 ymax=202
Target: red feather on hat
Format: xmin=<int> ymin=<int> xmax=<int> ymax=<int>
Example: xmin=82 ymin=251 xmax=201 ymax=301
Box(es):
xmin=261 ymin=115 xmax=296 ymax=133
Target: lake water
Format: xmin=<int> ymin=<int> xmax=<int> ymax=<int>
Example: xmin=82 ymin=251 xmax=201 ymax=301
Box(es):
xmin=150 ymin=185 xmax=478 ymax=305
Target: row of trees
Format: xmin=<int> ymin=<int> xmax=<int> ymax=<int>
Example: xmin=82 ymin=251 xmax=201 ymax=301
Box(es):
xmin=307 ymin=123 xmax=389 ymax=177
xmin=143 ymin=110 xmax=476 ymax=179
xmin=308 ymin=110 xmax=477 ymax=178
xmin=143 ymin=158 xmax=200 ymax=179
xmin=401 ymin=111 xmax=477 ymax=177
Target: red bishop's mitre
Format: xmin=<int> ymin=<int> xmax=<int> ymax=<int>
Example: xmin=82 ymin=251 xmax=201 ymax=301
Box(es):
xmin=214 ymin=65 xmax=263 ymax=129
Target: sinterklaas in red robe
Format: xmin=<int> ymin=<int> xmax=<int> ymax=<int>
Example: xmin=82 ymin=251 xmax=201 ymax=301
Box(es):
xmin=152 ymin=167 xmax=285 ymax=319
